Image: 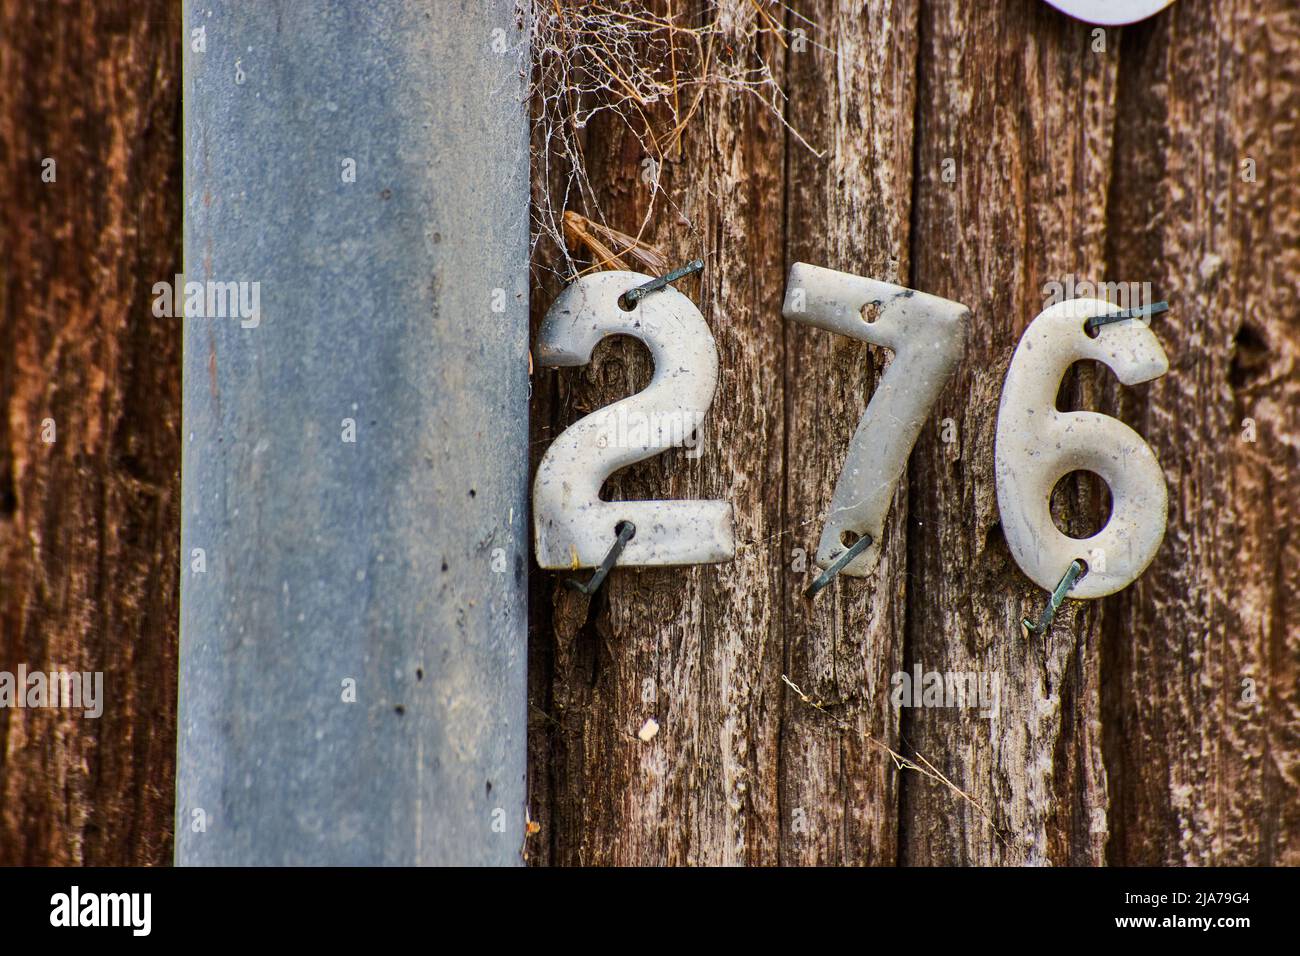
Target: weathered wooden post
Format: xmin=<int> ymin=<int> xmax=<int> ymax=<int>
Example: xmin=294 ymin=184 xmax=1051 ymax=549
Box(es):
xmin=177 ymin=0 xmax=530 ymax=864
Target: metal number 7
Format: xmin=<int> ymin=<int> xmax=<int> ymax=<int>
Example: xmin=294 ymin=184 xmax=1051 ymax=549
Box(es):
xmin=783 ymin=263 xmax=969 ymax=581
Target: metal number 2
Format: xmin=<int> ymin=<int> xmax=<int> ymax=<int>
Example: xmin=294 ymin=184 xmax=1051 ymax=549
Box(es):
xmin=782 ymin=263 xmax=970 ymax=577
xmin=994 ymin=298 xmax=1168 ymax=598
xmin=533 ymin=271 xmax=735 ymax=569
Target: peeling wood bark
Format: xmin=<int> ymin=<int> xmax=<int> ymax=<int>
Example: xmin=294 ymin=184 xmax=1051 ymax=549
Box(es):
xmin=530 ymin=0 xmax=1298 ymax=867
xmin=0 ymin=1 xmax=181 ymax=865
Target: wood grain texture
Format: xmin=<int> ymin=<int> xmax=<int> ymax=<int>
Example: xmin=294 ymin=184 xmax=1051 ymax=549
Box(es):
xmin=1101 ymin=0 xmax=1300 ymax=865
xmin=529 ymin=0 xmax=1299 ymax=866
xmin=903 ymin=0 xmax=1120 ymax=866
xmin=5 ymin=0 xmax=1289 ymax=868
xmin=0 ymin=0 xmax=181 ymax=865
xmin=780 ymin=0 xmax=917 ymax=865
xmin=529 ymin=0 xmax=789 ymax=866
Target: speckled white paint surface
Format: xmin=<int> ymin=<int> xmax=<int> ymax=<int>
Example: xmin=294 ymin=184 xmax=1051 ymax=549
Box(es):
xmin=995 ymin=298 xmax=1169 ymax=598
xmin=1042 ymin=0 xmax=1175 ymax=26
xmin=533 ymin=272 xmax=735 ymax=569
xmin=783 ymin=262 xmax=969 ymax=576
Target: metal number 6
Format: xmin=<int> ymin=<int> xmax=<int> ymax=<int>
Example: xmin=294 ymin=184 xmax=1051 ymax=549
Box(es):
xmin=783 ymin=263 xmax=969 ymax=579
xmin=995 ymin=298 xmax=1169 ymax=598
xmin=533 ymin=272 xmax=735 ymax=569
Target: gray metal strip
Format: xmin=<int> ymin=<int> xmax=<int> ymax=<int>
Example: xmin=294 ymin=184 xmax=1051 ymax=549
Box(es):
xmin=177 ymin=0 xmax=530 ymax=865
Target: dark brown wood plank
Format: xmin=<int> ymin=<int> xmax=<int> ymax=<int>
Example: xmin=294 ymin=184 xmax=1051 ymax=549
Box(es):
xmin=1102 ymin=0 xmax=1300 ymax=865
xmin=903 ymin=0 xmax=1120 ymax=865
xmin=528 ymin=0 xmax=1299 ymax=867
xmin=779 ymin=0 xmax=919 ymax=865
xmin=527 ymin=1 xmax=790 ymax=864
xmin=0 ymin=0 xmax=181 ymax=865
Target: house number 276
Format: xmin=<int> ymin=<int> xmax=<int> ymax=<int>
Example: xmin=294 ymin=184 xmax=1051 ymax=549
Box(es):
xmin=533 ymin=263 xmax=1169 ymax=609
